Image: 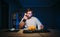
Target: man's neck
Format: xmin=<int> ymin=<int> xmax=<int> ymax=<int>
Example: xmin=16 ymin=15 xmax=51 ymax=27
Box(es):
xmin=28 ymin=16 xmax=32 ymax=19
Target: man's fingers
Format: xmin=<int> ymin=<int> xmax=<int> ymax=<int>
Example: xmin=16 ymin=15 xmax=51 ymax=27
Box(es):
xmin=40 ymin=25 xmax=44 ymax=29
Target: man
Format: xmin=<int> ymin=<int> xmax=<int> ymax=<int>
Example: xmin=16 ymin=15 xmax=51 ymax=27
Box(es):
xmin=19 ymin=9 xmax=44 ymax=31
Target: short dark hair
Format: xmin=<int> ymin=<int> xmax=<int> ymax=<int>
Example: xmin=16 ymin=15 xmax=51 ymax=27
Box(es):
xmin=25 ymin=8 xmax=33 ymax=13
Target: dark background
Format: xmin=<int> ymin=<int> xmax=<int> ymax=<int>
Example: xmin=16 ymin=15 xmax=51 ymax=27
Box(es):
xmin=0 ymin=0 xmax=60 ymax=30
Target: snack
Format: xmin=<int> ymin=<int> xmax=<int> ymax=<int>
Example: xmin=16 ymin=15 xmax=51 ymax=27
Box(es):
xmin=28 ymin=25 xmax=36 ymax=31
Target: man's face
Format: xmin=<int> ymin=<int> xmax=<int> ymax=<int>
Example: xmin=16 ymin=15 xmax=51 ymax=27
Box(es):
xmin=26 ymin=11 xmax=32 ymax=18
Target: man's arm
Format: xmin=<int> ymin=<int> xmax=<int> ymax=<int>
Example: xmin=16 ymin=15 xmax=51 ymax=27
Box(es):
xmin=35 ymin=17 xmax=44 ymax=30
xmin=19 ymin=14 xmax=28 ymax=29
xmin=19 ymin=18 xmax=26 ymax=29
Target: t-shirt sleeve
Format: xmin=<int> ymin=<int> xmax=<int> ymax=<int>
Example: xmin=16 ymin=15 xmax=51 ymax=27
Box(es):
xmin=34 ymin=17 xmax=42 ymax=30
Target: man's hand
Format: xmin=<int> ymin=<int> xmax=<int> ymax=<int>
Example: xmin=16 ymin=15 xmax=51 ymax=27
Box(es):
xmin=23 ymin=13 xmax=28 ymax=20
xmin=40 ymin=25 xmax=44 ymax=30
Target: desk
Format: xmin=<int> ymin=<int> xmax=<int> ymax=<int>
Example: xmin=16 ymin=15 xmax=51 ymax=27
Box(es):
xmin=0 ymin=29 xmax=60 ymax=37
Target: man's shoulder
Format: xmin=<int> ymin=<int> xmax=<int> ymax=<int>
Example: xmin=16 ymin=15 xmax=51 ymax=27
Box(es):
xmin=32 ymin=16 xmax=38 ymax=19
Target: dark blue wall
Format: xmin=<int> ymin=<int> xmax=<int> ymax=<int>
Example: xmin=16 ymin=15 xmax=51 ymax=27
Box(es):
xmin=19 ymin=0 xmax=60 ymax=29
xmin=0 ymin=0 xmax=60 ymax=29
xmin=0 ymin=1 xmax=2 ymax=29
xmin=0 ymin=0 xmax=20 ymax=29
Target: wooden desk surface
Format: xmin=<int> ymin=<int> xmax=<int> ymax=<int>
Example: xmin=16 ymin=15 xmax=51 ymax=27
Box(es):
xmin=0 ymin=29 xmax=60 ymax=37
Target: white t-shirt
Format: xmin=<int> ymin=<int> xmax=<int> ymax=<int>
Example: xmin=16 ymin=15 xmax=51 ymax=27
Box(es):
xmin=20 ymin=17 xmax=42 ymax=30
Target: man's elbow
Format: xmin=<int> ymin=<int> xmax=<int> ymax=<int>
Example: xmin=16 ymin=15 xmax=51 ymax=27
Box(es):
xmin=19 ymin=22 xmax=25 ymax=29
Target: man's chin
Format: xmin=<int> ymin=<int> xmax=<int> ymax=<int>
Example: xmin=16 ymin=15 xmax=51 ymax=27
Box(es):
xmin=28 ymin=16 xmax=32 ymax=19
